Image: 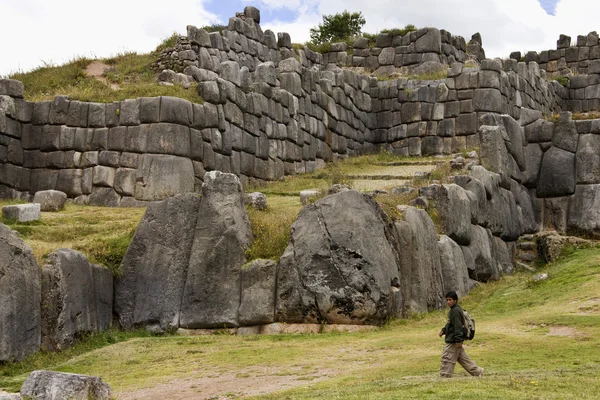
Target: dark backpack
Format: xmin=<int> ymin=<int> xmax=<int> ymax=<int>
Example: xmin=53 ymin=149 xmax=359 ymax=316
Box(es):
xmin=461 ymin=309 xmax=476 ymax=340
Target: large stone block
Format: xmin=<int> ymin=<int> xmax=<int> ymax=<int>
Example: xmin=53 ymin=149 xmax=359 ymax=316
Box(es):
xmin=40 ymin=249 xmax=113 ymax=351
xmin=2 ymin=204 xmax=40 ymax=222
xmin=537 ymin=147 xmax=576 ymax=198
xmin=460 ymin=225 xmax=501 ymax=283
xmin=0 ymin=223 xmax=41 ymax=361
xmin=180 ymin=172 xmax=252 ymax=328
xmin=473 ymin=88 xmax=503 ymax=112
xmin=159 ymin=96 xmax=193 ymax=125
xmin=276 ymin=191 xmax=403 ymax=324
xmin=415 ymin=28 xmax=441 ymax=53
xmin=134 ymin=154 xmax=195 ymax=201
xmin=438 ymin=235 xmax=471 ymax=298
xmin=395 ymin=206 xmax=445 ymax=314
xmin=20 ymin=370 xmax=113 ymax=400
xmin=576 ymin=134 xmax=600 ymax=184
xmin=33 ymin=190 xmax=67 ymax=212
xmin=567 ymin=184 xmax=600 ymax=237
xmin=239 ymin=259 xmax=277 ymax=326
xmin=115 ymin=193 xmax=201 ymax=331
xmin=147 ymin=123 xmax=191 ymax=157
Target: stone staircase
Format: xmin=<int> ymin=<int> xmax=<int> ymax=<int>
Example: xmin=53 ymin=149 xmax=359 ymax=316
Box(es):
xmin=515 ymin=234 xmax=538 ymax=272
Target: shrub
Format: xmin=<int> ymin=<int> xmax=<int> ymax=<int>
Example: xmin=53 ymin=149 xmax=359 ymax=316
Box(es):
xmin=553 ymin=75 xmax=570 ymax=87
xmin=154 ymin=32 xmax=179 ymax=53
xmin=309 ymin=10 xmax=366 ymax=45
xmin=201 ymin=24 xmax=227 ymax=34
xmin=381 ymin=24 xmax=418 ymax=37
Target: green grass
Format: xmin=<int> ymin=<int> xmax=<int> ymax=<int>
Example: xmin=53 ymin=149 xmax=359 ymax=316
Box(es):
xmin=2 ymin=246 xmax=599 ymax=398
xmin=9 ymin=49 xmax=203 ymax=104
xmin=0 ymin=202 xmax=145 ymax=273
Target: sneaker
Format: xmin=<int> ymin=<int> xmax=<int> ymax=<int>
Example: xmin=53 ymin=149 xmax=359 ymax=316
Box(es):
xmin=476 ymin=368 xmax=484 ymax=377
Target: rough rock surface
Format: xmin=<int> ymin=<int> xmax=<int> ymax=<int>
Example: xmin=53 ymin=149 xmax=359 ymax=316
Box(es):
xmin=20 ymin=370 xmax=112 ymax=400
xmin=115 ymin=193 xmax=201 ymax=332
xmin=180 ymin=171 xmax=253 ymax=328
xmin=276 ymin=190 xmax=402 ymax=324
xmin=239 ymin=259 xmax=277 ymax=325
xmin=395 ymin=206 xmax=445 ymax=314
xmin=0 ymin=224 xmax=41 ymax=361
xmin=41 ymin=249 xmax=113 ymax=351
xmin=32 ymin=190 xmax=67 ymax=212
xmin=245 ymin=192 xmax=268 ymax=210
xmin=438 ymin=235 xmax=471 ymax=298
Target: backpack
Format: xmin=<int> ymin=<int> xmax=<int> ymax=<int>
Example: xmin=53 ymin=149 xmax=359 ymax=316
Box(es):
xmin=461 ymin=309 xmax=476 ymax=340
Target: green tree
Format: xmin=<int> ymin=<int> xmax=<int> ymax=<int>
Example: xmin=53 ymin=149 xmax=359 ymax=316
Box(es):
xmin=309 ymin=10 xmax=366 ymax=45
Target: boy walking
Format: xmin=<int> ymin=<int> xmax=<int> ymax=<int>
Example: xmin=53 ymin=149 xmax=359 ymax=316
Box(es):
xmin=438 ymin=291 xmax=484 ymax=378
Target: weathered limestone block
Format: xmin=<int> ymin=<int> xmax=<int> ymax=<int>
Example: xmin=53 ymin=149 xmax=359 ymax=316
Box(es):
xmin=245 ymin=192 xmax=267 ymax=210
xmin=180 ymin=172 xmax=253 ymax=328
xmin=41 ymin=249 xmax=113 ymax=351
xmin=134 ymin=154 xmax=195 ymax=201
xmin=0 ymin=79 xmax=24 ymax=98
xmin=537 ymin=147 xmax=576 ymax=198
xmin=115 ymin=193 xmax=201 ymax=331
xmin=461 ymin=225 xmax=501 ymax=283
xmin=159 ymin=96 xmax=193 ymax=126
xmin=567 ymin=184 xmax=600 ymax=237
xmin=92 ymin=165 xmax=115 ymax=187
xmin=147 ymin=123 xmax=191 ymax=157
xmin=438 ymin=235 xmax=471 ymax=298
xmin=479 ymin=125 xmax=511 ymax=188
xmin=415 ymin=28 xmax=441 ymax=53
xmin=419 ymin=184 xmax=472 ymax=245
xmin=88 ymin=187 xmax=121 ymax=207
xmin=276 ymin=190 xmax=402 ymax=324
xmin=553 ymin=113 xmax=578 ymax=153
xmin=0 ymin=223 xmax=41 ymax=361
xmin=33 ymin=190 xmax=67 ymax=212
xmin=395 ymin=206 xmax=445 ymax=314
xmin=2 ymin=204 xmax=40 ymax=222
xmin=239 ymin=259 xmax=277 ymax=326
xmin=20 ymin=370 xmax=113 ymax=400
xmin=473 ymin=88 xmax=503 ymax=113
xmin=576 ymin=134 xmax=600 ymax=184
xmin=114 ymin=168 xmax=136 ymax=197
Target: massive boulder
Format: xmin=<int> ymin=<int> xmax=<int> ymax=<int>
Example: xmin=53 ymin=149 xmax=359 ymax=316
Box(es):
xmin=0 ymin=224 xmax=41 ymax=361
xmin=460 ymin=225 xmax=501 ymax=282
xmin=419 ymin=184 xmax=472 ymax=246
xmin=395 ymin=206 xmax=445 ymax=314
xmin=41 ymin=249 xmax=113 ymax=351
xmin=115 ymin=193 xmax=201 ymax=332
xmin=438 ymin=235 xmax=472 ymax=298
xmin=567 ymin=184 xmax=600 ymax=237
xmin=179 ymin=171 xmax=253 ymax=328
xmin=239 ymin=259 xmax=277 ymax=325
xmin=20 ymin=370 xmax=112 ymax=400
xmin=275 ymin=190 xmax=402 ymax=325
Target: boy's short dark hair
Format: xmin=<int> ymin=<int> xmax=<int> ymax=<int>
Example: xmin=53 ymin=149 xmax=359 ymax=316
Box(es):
xmin=445 ymin=291 xmax=458 ymax=301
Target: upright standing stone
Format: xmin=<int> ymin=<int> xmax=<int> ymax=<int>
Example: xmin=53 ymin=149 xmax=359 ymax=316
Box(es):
xmin=179 ymin=172 xmax=253 ymax=328
xmin=115 ymin=193 xmax=202 ymax=332
xmin=0 ymin=223 xmax=41 ymax=361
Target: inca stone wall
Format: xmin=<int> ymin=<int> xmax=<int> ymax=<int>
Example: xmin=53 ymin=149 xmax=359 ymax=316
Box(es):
xmin=1 ymin=8 xmax=600 ymax=208
xmin=513 ymin=32 xmax=600 ymax=113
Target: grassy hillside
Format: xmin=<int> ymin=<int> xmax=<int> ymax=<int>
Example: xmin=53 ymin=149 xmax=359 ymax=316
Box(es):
xmin=8 ymin=34 xmax=203 ymax=104
xmin=0 ymin=245 xmax=598 ymax=398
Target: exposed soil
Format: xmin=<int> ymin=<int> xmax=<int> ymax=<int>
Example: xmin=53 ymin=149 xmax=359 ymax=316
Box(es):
xmin=84 ymin=61 xmax=119 ymax=90
xmin=118 ymin=368 xmax=337 ymax=400
xmin=547 ymin=326 xmax=583 ymax=338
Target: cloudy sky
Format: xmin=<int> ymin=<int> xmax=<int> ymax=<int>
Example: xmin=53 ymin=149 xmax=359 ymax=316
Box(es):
xmin=0 ymin=0 xmax=598 ymax=76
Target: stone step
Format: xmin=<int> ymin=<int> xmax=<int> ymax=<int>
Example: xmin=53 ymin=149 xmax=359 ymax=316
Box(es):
xmin=517 ymin=252 xmax=537 ymax=263
xmin=516 ymin=261 xmax=537 ymax=272
xmin=518 ymin=241 xmax=536 ymax=251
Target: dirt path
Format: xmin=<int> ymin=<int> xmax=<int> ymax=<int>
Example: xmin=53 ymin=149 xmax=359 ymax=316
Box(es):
xmin=118 ymin=368 xmax=337 ymax=400
xmin=85 ymin=61 xmax=119 ymax=90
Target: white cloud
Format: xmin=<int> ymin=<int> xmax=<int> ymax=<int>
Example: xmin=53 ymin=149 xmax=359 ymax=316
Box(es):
xmin=0 ymin=0 xmax=219 ymax=76
xmin=2 ymin=0 xmax=599 ymax=76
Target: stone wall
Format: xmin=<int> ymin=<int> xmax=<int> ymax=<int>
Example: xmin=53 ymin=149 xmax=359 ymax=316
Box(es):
xmin=513 ymin=32 xmax=600 ymax=113
xmin=0 ymin=54 xmax=564 ymax=204
xmin=319 ymin=28 xmax=470 ymax=73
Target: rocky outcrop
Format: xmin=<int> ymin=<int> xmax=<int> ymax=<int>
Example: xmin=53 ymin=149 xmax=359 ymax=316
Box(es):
xmin=116 ymin=171 xmax=252 ymax=331
xmin=0 ymin=224 xmax=41 ymax=361
xmin=114 ymin=193 xmax=201 ymax=332
xmin=180 ymin=171 xmax=253 ymax=328
xmin=41 ymin=249 xmax=113 ymax=351
xmin=20 ymin=370 xmax=112 ymax=400
xmin=438 ymin=235 xmax=472 ymax=298
xmin=276 ymin=190 xmax=402 ymax=324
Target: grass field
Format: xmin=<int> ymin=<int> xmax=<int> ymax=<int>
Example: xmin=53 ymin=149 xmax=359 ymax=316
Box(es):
xmin=1 ymin=243 xmax=599 ymax=398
